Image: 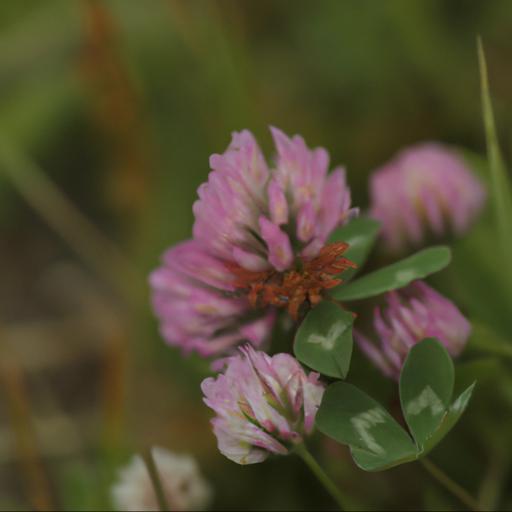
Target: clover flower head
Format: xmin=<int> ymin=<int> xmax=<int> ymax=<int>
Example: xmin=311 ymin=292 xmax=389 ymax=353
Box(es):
xmin=150 ymin=127 xmax=357 ymax=357
xmin=355 ymin=281 xmax=471 ymax=379
xmin=201 ymin=345 xmax=325 ymax=464
xmin=370 ymin=143 xmax=486 ymax=253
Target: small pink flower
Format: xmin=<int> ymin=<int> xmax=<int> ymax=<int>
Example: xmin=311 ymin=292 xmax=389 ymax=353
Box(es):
xmin=201 ymin=345 xmax=325 ymax=464
xmin=369 ymin=143 xmax=486 ymax=253
xmin=150 ymin=128 xmax=357 ymax=356
xmin=355 ymin=281 xmax=471 ymax=379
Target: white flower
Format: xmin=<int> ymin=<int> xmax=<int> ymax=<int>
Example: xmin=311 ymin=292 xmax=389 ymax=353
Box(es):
xmin=111 ymin=447 xmax=212 ymax=511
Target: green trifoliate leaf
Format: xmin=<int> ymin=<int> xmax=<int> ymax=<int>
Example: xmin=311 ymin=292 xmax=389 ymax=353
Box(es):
xmin=421 ymin=383 xmax=475 ymax=455
xmin=399 ymin=338 xmax=455 ymax=450
xmin=399 ymin=338 xmax=475 ymax=456
xmin=333 ymin=246 xmax=451 ymax=301
xmin=316 ymin=382 xmax=417 ymax=471
xmin=328 ymin=217 xmax=380 ymax=281
xmin=294 ymin=302 xmax=353 ymax=379
xmin=315 ymin=340 xmax=475 ymax=471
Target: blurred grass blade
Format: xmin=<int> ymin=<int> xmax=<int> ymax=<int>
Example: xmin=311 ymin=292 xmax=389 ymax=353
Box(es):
xmin=477 ymin=38 xmax=512 ymax=291
xmin=143 ymin=448 xmax=170 ymax=512
xmin=469 ymin=322 xmax=512 ymax=360
xmin=0 ymin=340 xmax=54 ymax=511
xmin=0 ymin=138 xmax=143 ymax=300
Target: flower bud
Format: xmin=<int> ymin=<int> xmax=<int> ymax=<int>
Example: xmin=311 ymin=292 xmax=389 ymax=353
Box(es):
xmin=201 ymin=345 xmax=325 ymax=464
xmin=355 ymin=281 xmax=471 ymax=379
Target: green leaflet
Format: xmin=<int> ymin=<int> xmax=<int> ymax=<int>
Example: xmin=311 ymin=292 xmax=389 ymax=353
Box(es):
xmin=333 ymin=246 xmax=451 ymax=301
xmin=294 ymin=302 xmax=354 ymax=379
xmin=316 ymin=339 xmax=475 ymax=471
xmin=328 ymin=216 xmax=380 ymax=282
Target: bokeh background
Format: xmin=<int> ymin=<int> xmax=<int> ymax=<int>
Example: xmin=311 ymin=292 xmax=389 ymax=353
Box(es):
xmin=1 ymin=1 xmax=512 ymax=510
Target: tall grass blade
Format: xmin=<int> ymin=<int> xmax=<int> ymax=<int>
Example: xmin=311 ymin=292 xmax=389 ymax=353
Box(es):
xmin=477 ymin=38 xmax=512 ymax=296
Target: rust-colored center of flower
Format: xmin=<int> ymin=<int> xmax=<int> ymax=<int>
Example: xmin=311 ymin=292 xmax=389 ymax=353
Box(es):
xmin=226 ymin=242 xmax=357 ymax=320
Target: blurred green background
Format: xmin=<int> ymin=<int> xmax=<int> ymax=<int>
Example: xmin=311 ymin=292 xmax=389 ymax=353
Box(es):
xmin=1 ymin=0 xmax=512 ymax=510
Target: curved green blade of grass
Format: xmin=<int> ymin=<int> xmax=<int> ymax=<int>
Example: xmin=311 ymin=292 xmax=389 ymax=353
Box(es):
xmin=477 ymin=38 xmax=512 ymax=298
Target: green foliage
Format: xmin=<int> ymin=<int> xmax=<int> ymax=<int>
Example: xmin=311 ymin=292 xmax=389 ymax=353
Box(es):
xmin=399 ymin=339 xmax=455 ymax=449
xmin=317 ymin=382 xmax=418 ymax=471
xmin=477 ymin=39 xmax=512 ymax=300
xmin=0 ymin=0 xmax=511 ymax=509
xmin=399 ymin=339 xmax=474 ymax=456
xmin=333 ymin=246 xmax=451 ymax=301
xmin=317 ymin=339 xmax=475 ymax=471
xmin=328 ymin=216 xmax=380 ymax=281
xmin=294 ymin=302 xmax=354 ymax=378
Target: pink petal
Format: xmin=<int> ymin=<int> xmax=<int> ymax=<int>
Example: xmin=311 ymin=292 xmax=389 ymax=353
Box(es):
xmin=268 ymin=178 xmax=289 ymax=225
xmin=258 ymin=216 xmax=294 ymax=271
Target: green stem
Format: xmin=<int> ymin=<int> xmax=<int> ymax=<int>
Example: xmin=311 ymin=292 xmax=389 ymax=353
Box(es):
xmin=470 ymin=322 xmax=512 ymax=362
xmin=478 ymin=342 xmax=512 ymax=361
xmin=295 ymin=443 xmax=348 ymax=511
xmin=478 ymin=443 xmax=508 ymax=511
xmin=142 ymin=448 xmax=170 ymax=512
xmin=420 ymin=458 xmax=482 ymax=511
